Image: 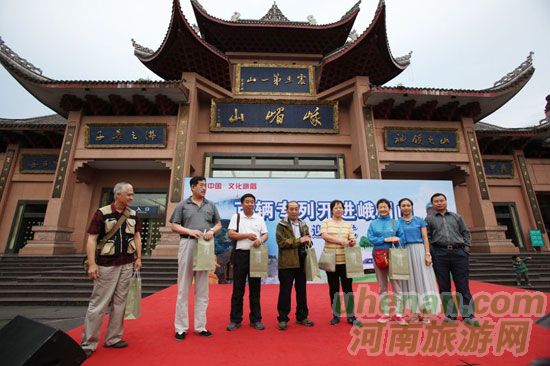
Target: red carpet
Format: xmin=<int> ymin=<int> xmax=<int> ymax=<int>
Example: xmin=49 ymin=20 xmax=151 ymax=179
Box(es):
xmin=68 ymin=281 xmax=550 ymax=366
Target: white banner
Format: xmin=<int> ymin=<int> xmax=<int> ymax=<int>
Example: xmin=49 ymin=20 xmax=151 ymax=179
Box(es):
xmin=183 ymin=178 xmax=455 ymax=282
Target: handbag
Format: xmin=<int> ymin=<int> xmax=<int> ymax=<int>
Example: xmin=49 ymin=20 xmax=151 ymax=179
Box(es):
xmin=83 ymin=208 xmax=131 ymax=275
xmin=318 ymin=250 xmax=336 ymax=272
xmin=193 ymin=236 xmax=216 ymax=271
xmin=373 ymin=249 xmax=389 ymax=269
xmin=124 ymin=270 xmax=141 ymax=320
xmin=249 ymin=244 xmax=268 ymax=278
xmin=304 ymin=244 xmax=321 ymax=281
xmin=371 ymin=218 xmax=396 ymax=270
xmin=389 ymin=243 xmax=410 ymax=280
xmin=345 ymin=246 xmax=364 ymax=278
xmin=224 ymin=213 xmax=240 ymax=281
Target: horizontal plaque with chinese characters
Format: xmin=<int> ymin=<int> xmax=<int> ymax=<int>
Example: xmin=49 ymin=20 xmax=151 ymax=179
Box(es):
xmin=235 ymin=64 xmax=314 ymax=95
xmin=384 ymin=128 xmax=459 ymax=151
xmin=211 ymin=99 xmax=338 ymax=133
xmin=20 ymin=155 xmax=58 ymax=173
xmin=483 ymin=160 xmax=514 ymax=178
xmin=85 ymin=124 xmax=167 ymax=148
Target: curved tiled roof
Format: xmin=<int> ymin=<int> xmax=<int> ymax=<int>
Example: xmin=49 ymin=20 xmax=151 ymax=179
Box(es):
xmin=364 ymin=53 xmax=535 ymax=122
xmin=317 ymin=0 xmax=409 ymax=92
xmin=190 ymin=0 xmax=360 ymax=54
xmin=0 ymin=37 xmax=188 ymax=117
xmin=134 ymin=0 xmax=231 ymax=89
xmin=0 ymin=114 xmax=67 ymax=129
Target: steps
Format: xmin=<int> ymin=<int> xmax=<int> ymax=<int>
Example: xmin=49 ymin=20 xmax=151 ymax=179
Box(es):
xmin=0 ymin=253 xmax=548 ymax=306
xmin=0 ymin=256 xmax=178 ymax=305
xmin=469 ymin=253 xmax=550 ymax=292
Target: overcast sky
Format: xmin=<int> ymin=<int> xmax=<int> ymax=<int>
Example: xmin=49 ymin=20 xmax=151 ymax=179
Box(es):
xmin=0 ymin=0 xmax=548 ymax=127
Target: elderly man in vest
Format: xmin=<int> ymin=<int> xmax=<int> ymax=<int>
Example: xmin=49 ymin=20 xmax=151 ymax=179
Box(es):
xmin=81 ymin=182 xmax=142 ymax=357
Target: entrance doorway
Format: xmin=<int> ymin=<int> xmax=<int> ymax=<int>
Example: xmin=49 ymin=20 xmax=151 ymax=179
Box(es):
xmin=493 ymin=202 xmax=524 ymax=249
xmin=536 ymin=192 xmax=550 ymax=233
xmin=6 ymin=201 xmax=47 ymax=253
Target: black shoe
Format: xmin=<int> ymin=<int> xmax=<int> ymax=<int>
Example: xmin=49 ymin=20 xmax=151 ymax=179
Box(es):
xmin=105 ymin=340 xmax=128 ymax=348
xmin=463 ymin=317 xmax=480 ymax=327
xmin=83 ymin=349 xmax=93 ymax=358
xmin=330 ymin=316 xmax=340 ymax=325
xmin=226 ymin=322 xmax=241 ymax=331
xmin=175 ymin=332 xmax=186 ymax=341
xmin=251 ymin=322 xmax=265 ymax=330
xmin=278 ymin=321 xmax=288 ymax=331
xmin=347 ymin=317 xmax=362 ymax=327
xmin=197 ymin=330 xmax=213 ymax=337
xmin=444 ymin=316 xmax=457 ymax=323
xmin=296 ymin=318 xmax=314 ymax=327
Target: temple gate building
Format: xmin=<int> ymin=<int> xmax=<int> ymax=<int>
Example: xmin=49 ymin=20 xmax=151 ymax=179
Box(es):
xmin=0 ymin=0 xmax=548 ymax=256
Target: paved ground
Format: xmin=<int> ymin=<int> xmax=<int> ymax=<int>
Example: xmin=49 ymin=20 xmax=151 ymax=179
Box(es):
xmin=0 ymin=306 xmax=87 ymax=332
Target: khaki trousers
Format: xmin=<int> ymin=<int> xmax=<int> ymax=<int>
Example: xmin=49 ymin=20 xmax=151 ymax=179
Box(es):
xmin=174 ymin=238 xmax=209 ymax=333
xmin=81 ymin=263 xmax=133 ymax=350
xmin=374 ymin=261 xmax=406 ymax=316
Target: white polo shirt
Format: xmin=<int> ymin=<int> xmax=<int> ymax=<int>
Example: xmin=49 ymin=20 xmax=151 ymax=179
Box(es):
xmin=228 ymin=212 xmax=268 ymax=250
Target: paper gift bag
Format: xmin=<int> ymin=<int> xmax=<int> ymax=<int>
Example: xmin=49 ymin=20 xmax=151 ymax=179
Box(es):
xmin=124 ymin=271 xmax=141 ymax=320
xmin=249 ymin=245 xmax=268 ymax=278
xmin=389 ymin=246 xmax=410 ymax=280
xmin=305 ymin=246 xmax=321 ymax=281
xmin=318 ymin=250 xmax=336 ymax=272
xmin=345 ymin=246 xmax=364 ymax=278
xmin=193 ymin=237 xmax=216 ymax=271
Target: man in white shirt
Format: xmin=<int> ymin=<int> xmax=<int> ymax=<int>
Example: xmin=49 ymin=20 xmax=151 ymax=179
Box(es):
xmin=226 ymin=193 xmax=268 ymax=331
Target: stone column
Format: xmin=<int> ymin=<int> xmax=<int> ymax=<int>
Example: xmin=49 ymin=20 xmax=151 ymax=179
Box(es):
xmin=153 ymin=77 xmax=197 ymax=257
xmin=513 ymin=150 xmax=550 ymax=250
xmin=462 ymin=119 xmax=518 ymax=253
xmin=0 ymin=144 xmax=19 ymax=225
xmin=19 ymin=111 xmax=83 ymax=255
xmin=348 ymin=77 xmax=377 ymax=178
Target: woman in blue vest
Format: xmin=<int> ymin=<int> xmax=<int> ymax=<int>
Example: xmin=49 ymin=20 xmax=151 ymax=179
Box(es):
xmin=367 ymin=198 xmax=407 ymax=325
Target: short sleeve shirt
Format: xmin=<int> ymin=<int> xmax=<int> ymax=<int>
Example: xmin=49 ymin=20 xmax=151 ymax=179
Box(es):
xmin=169 ymin=196 xmax=221 ymax=234
xmin=398 ymin=216 xmax=427 ymax=245
xmin=228 ymin=213 xmax=268 ymax=250
xmin=320 ymin=218 xmax=354 ymax=264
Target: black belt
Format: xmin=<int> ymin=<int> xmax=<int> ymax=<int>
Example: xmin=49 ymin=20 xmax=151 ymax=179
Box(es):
xmin=180 ymin=235 xmax=191 ymax=239
xmin=435 ymin=244 xmax=464 ymax=250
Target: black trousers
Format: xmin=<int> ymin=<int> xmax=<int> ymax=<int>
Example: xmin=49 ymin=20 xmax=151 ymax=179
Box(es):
xmin=277 ymin=264 xmax=308 ymax=322
xmin=326 ymin=264 xmax=355 ymax=318
xmin=516 ymin=272 xmax=530 ymax=285
xmin=230 ymin=250 xmax=261 ymax=323
xmin=431 ymin=246 xmax=474 ymax=319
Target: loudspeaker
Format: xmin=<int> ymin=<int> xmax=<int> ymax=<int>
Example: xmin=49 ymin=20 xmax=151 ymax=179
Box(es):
xmin=0 ymin=315 xmax=86 ymax=366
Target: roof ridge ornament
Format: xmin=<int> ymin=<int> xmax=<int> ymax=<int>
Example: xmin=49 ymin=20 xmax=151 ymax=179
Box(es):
xmin=395 ymin=51 xmax=412 ymax=66
xmin=493 ymin=51 xmax=534 ymax=88
xmin=230 ymin=12 xmax=241 ymax=21
xmin=348 ymin=29 xmax=359 ymax=43
xmin=0 ymin=36 xmax=43 ymax=75
xmin=131 ymin=38 xmax=154 ymax=57
xmin=341 ymin=0 xmax=361 ymax=20
xmin=307 ymin=15 xmax=317 ymax=25
xmin=260 ymin=2 xmax=290 ymax=22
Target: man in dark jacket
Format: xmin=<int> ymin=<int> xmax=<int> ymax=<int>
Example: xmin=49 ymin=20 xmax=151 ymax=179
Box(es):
xmin=426 ymin=193 xmax=478 ymax=327
xmin=276 ymin=201 xmax=315 ymax=330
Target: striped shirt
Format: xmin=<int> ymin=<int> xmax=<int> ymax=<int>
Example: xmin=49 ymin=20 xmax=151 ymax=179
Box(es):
xmin=320 ymin=218 xmax=354 ymax=264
